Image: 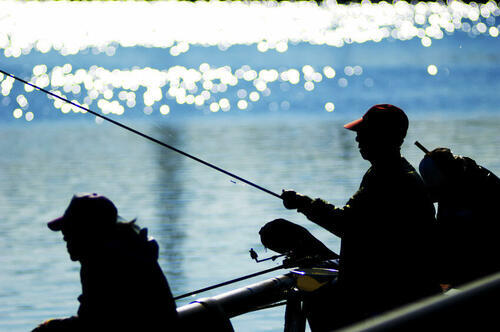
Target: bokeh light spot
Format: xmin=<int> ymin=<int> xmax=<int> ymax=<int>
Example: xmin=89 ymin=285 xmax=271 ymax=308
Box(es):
xmin=249 ymin=91 xmax=260 ymax=102
xmin=13 ymin=108 xmax=22 ymax=119
xmin=25 ymin=111 xmax=34 ymax=121
xmin=160 ymin=105 xmax=170 ymax=115
xmin=421 ymin=36 xmax=432 ymax=47
xmin=210 ymin=102 xmax=220 ymax=112
xmin=237 ymin=100 xmax=248 ymax=110
xmin=489 ymin=27 xmax=499 ymax=37
xmin=427 ymin=64 xmax=438 ymax=75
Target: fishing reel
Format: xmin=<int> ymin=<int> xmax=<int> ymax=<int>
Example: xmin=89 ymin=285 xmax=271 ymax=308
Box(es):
xmin=249 ymin=248 xmax=288 ymax=263
xmin=249 ymin=244 xmax=339 ymax=295
xmin=249 ymin=247 xmax=339 ymax=270
xmin=251 ymin=218 xmax=340 ymax=269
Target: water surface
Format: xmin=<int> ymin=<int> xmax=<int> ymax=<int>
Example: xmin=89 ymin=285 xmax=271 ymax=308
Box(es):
xmin=1 ymin=1 xmax=500 ymax=331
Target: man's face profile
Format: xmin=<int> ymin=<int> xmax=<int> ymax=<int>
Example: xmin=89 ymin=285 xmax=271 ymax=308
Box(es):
xmin=61 ymin=219 xmax=87 ymax=261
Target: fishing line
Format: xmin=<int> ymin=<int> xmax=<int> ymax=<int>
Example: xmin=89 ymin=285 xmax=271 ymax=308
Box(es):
xmin=0 ymin=68 xmax=281 ymax=199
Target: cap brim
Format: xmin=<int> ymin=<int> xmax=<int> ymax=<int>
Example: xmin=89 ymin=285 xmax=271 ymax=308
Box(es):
xmin=48 ymin=216 xmax=65 ymax=231
xmin=343 ymin=117 xmax=363 ymax=131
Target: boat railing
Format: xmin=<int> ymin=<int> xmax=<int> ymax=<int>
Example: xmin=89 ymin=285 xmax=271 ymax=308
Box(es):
xmin=340 ymin=271 xmax=500 ymax=331
xmin=177 ymin=268 xmax=339 ymax=331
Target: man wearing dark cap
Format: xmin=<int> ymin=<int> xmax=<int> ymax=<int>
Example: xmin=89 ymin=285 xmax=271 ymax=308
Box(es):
xmin=277 ymin=104 xmax=441 ymax=330
xmin=419 ymin=148 xmax=500 ymax=288
xmin=32 ymin=193 xmax=179 ymax=331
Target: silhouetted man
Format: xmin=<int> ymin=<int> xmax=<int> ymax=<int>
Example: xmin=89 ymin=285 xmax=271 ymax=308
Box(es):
xmin=419 ymin=147 xmax=500 ymax=288
xmin=32 ymin=193 xmax=179 ymax=331
xmin=279 ymin=104 xmax=441 ymax=330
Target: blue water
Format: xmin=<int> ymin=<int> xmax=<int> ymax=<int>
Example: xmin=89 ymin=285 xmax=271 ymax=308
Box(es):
xmin=1 ymin=2 xmax=500 ymax=331
xmin=3 ymin=34 xmax=500 ymax=121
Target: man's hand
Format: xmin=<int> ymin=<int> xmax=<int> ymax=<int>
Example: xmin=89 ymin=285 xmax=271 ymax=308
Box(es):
xmin=281 ymin=190 xmax=312 ymax=210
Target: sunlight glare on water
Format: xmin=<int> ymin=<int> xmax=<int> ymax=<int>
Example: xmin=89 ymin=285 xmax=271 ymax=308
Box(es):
xmin=0 ymin=0 xmax=499 ymax=121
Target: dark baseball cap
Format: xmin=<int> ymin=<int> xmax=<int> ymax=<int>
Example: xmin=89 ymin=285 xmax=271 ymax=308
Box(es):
xmin=344 ymin=104 xmax=409 ymax=139
xmin=48 ymin=193 xmax=118 ymax=232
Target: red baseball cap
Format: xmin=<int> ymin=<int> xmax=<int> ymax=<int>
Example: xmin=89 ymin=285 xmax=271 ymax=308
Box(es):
xmin=344 ymin=104 xmax=409 ymax=139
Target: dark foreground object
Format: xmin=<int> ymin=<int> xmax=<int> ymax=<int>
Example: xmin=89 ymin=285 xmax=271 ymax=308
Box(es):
xmin=342 ymin=271 xmax=500 ymax=331
xmin=176 ymin=270 xmax=500 ymax=331
xmin=32 ymin=269 xmax=500 ymax=331
xmin=177 ymin=274 xmax=296 ymax=331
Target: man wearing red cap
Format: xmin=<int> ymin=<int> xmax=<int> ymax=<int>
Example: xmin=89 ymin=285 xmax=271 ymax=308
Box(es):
xmin=32 ymin=193 xmax=179 ymax=331
xmin=280 ymin=105 xmax=441 ymax=329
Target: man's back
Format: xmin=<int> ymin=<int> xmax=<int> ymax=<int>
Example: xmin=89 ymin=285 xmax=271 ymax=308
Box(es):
xmin=435 ymin=156 xmax=500 ymax=286
xmin=78 ymin=222 xmax=178 ymax=330
xmin=339 ymin=157 xmax=439 ymax=313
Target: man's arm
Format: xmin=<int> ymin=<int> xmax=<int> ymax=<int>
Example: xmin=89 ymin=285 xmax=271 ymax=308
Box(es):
xmin=281 ymin=190 xmax=357 ymax=237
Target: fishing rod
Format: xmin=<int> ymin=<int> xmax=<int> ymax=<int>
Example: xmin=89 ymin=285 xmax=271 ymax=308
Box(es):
xmin=174 ymin=264 xmax=286 ymax=300
xmin=415 ymin=141 xmax=430 ymax=155
xmin=0 ymin=68 xmax=281 ymax=199
xmin=175 ymin=247 xmax=337 ymax=300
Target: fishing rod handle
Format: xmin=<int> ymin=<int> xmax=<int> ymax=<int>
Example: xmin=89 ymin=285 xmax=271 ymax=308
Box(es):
xmin=415 ymin=141 xmax=430 ymax=155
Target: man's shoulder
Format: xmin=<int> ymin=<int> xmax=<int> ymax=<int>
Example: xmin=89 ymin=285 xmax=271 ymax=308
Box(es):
xmin=361 ymin=158 xmax=422 ymax=183
xmin=400 ymin=158 xmax=425 ymax=184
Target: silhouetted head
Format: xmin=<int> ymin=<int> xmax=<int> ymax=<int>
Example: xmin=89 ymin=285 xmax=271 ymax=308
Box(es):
xmin=48 ymin=193 xmax=118 ymax=261
xmin=419 ymin=148 xmax=469 ymax=202
xmin=344 ymin=104 xmax=409 ymax=162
